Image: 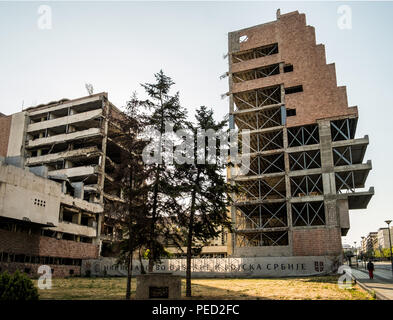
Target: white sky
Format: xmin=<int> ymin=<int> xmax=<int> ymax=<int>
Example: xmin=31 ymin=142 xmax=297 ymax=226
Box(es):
xmin=1 ymin=1 xmax=392 ymax=247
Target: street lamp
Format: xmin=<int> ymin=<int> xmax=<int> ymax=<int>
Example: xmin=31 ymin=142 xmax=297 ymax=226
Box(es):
xmin=385 ymin=220 xmax=393 ymax=277
xmin=354 ymin=241 xmax=358 ymax=267
xmin=361 ymin=236 xmax=366 ymax=269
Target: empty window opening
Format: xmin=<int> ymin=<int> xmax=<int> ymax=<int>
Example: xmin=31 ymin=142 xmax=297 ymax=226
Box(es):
xmin=239 ymin=35 xmax=248 ymax=43
xmin=285 ymin=85 xmax=303 ymax=95
xmin=81 ymin=215 xmax=89 ymax=226
xmin=233 ymin=63 xmax=280 ymax=83
xmin=292 ymin=201 xmax=325 ymax=227
xmin=246 ymin=153 xmax=285 ymax=176
xmin=287 ymin=124 xmax=319 ymax=147
xmin=290 ymin=174 xmax=323 ymax=197
xmin=286 ymin=109 xmax=296 ymax=117
xmin=289 ymin=150 xmax=321 ymax=171
xmin=330 ymin=118 xmax=356 ymax=141
xmin=284 ymin=64 xmax=294 ymax=73
xmin=233 ymin=85 xmax=282 ymax=111
xmin=62 ymin=233 xmax=76 ymax=241
xmin=232 ymin=43 xmax=278 ymax=63
xmin=62 ymin=210 xmax=74 ymax=223
xmin=236 ymin=231 xmax=288 ymax=247
xmin=236 ymin=203 xmax=287 ymax=231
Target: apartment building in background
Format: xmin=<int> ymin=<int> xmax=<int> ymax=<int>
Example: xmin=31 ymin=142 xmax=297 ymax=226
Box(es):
xmin=377 ymin=227 xmax=393 ymax=250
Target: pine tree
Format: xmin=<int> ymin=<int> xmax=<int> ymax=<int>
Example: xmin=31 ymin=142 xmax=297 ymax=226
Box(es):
xmin=174 ymin=106 xmax=235 ymax=297
xmin=140 ymin=70 xmax=188 ymax=272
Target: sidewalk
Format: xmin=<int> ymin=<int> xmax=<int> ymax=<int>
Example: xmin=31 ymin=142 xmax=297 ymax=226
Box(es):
xmin=351 ymin=266 xmax=393 ymax=300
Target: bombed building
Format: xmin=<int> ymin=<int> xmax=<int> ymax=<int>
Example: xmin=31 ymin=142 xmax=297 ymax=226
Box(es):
xmin=0 ymin=92 xmax=229 ymax=277
xmin=0 ymin=10 xmax=374 ymax=277
xmin=0 ymin=93 xmax=125 ymax=276
xmin=227 ymin=11 xmax=373 ymax=261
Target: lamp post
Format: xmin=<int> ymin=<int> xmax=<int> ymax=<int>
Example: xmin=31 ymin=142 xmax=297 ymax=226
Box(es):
xmin=354 ymin=241 xmax=358 ymax=267
xmin=361 ymin=236 xmax=366 ymax=269
xmin=385 ymin=220 xmax=393 ymax=277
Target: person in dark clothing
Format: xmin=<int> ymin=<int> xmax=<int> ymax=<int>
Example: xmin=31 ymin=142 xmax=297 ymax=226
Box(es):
xmin=367 ymin=260 xmax=375 ymax=279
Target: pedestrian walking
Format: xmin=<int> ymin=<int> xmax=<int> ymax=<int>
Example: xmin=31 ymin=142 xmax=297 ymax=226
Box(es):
xmin=367 ymin=260 xmax=375 ymax=279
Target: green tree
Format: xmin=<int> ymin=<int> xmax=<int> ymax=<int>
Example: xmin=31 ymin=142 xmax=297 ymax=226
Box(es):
xmin=140 ymin=70 xmax=188 ymax=272
xmin=0 ymin=270 xmax=39 ymax=301
xmin=174 ymin=106 xmax=235 ymax=297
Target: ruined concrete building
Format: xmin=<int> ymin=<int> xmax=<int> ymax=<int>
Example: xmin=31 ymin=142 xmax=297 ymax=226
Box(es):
xmin=0 ymin=10 xmax=374 ymax=277
xmin=0 ymin=92 xmax=229 ymax=276
xmin=227 ymin=11 xmax=373 ymax=261
xmin=0 ymin=93 xmax=124 ymax=276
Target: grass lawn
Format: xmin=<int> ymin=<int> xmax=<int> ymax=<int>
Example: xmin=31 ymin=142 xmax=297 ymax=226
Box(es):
xmin=35 ymin=275 xmax=373 ymax=300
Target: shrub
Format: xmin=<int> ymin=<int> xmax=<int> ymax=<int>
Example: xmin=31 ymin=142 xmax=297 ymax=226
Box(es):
xmin=0 ymin=270 xmax=39 ymax=301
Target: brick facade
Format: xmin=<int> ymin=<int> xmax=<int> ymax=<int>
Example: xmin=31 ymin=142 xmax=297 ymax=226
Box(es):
xmin=230 ymin=11 xmax=357 ymax=127
xmin=0 ymin=229 xmax=98 ymax=277
xmin=0 ymin=229 xmax=98 ymax=259
xmin=292 ymin=227 xmax=342 ymax=256
xmin=0 ymin=262 xmax=81 ymax=278
xmin=0 ymin=114 xmax=11 ymax=157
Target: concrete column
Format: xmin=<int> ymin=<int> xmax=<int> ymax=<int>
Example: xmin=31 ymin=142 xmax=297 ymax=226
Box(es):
xmin=318 ymin=120 xmax=338 ymax=227
xmin=65 ymin=160 xmax=73 ymax=169
xmin=59 ymin=206 xmax=64 ymax=222
xmin=283 ymin=127 xmax=293 ymax=254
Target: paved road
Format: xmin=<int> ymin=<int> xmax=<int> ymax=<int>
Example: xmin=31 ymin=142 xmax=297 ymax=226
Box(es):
xmin=351 ymin=266 xmax=393 ymax=300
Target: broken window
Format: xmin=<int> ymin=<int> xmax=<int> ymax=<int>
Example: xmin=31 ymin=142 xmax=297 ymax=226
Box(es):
xmin=62 ymin=209 xmax=74 ymax=223
xmin=286 ymin=109 xmax=296 ymax=117
xmin=285 ymin=85 xmax=303 ymax=94
xmin=284 ymin=64 xmax=294 ymax=73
